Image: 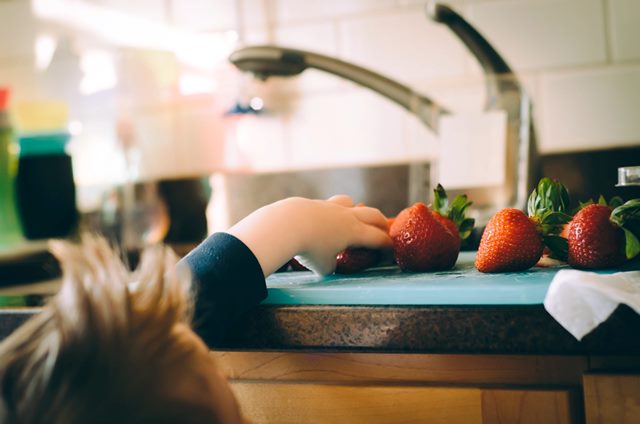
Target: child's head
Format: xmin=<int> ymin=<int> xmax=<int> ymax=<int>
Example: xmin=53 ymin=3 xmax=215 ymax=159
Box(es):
xmin=0 ymin=236 xmax=244 ymax=424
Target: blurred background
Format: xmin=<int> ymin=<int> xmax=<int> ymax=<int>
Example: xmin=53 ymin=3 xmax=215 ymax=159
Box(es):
xmin=1 ymin=0 xmax=639 ymax=259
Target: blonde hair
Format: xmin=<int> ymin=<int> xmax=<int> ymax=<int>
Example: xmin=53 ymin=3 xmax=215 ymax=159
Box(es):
xmin=0 ymin=235 xmax=224 ymax=424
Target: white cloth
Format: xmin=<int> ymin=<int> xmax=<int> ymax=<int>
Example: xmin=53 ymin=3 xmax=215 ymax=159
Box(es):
xmin=543 ymin=269 xmax=640 ymax=340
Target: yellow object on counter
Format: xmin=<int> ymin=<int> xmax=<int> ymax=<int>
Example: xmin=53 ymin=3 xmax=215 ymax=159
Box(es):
xmin=12 ymin=101 xmax=69 ymax=133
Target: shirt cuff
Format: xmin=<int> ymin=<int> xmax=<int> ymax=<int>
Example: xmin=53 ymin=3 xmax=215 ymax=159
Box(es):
xmin=179 ymin=232 xmax=267 ymax=346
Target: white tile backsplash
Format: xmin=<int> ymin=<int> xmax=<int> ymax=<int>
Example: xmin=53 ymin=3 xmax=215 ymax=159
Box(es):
xmin=2 ymin=0 xmax=639 ymax=184
xmin=609 ymin=0 xmax=640 ymax=62
xmin=412 ymin=77 xmax=486 ymax=114
xmin=240 ymin=0 xmax=270 ymax=29
xmin=97 ymin=0 xmax=168 ymax=23
xmin=467 ymin=0 xmax=607 ymax=71
xmin=174 ymin=102 xmax=226 ymax=175
xmin=274 ymin=21 xmax=343 ymax=93
xmin=275 ymin=22 xmax=338 ymax=55
xmin=339 ymin=10 xmax=469 ymax=85
xmin=0 ymin=1 xmax=38 ymax=61
xmin=169 ymin=0 xmax=237 ymax=31
xmin=539 ymin=64 xmax=640 ymax=153
xmin=224 ymin=114 xmax=289 ymax=171
xmin=404 ymin=113 xmax=439 ymax=161
xmin=0 ymin=62 xmax=43 ymax=101
xmin=275 ymin=0 xmax=397 ymax=23
xmin=285 ymin=87 xmax=408 ymax=168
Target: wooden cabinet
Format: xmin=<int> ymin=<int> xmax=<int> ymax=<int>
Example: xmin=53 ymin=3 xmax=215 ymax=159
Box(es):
xmin=231 ymin=383 xmax=484 ymax=424
xmin=583 ymin=373 xmax=640 ymax=424
xmin=213 ymin=352 xmax=587 ymax=424
xmin=482 ymin=389 xmax=579 ymax=424
xmin=230 ymin=383 xmax=578 ymax=424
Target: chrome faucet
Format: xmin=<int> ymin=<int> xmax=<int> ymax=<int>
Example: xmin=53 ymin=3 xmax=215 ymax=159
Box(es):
xmin=229 ymin=2 xmax=539 ymax=224
xmin=229 ymin=45 xmax=447 ymax=134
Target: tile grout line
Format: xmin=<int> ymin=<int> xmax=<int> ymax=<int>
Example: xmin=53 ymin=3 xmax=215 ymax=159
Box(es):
xmin=601 ymin=0 xmax=614 ymax=64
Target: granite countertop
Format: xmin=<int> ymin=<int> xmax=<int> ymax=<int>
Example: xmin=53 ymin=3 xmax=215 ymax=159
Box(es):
xmin=1 ymin=253 xmax=639 ymax=355
xmin=217 ymin=303 xmax=640 ymax=354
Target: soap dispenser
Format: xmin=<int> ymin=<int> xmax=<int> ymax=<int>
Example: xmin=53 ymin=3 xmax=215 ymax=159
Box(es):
xmin=14 ymin=101 xmax=78 ymax=240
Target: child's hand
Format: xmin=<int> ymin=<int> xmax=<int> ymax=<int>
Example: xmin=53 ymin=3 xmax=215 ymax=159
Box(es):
xmin=227 ymin=195 xmax=392 ymax=276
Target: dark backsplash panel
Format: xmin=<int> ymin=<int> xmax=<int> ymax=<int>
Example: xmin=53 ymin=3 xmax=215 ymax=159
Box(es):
xmin=221 ymin=165 xmax=411 ymax=226
xmin=219 ymin=147 xmax=639 ymax=231
xmin=540 ymin=145 xmax=640 ymax=208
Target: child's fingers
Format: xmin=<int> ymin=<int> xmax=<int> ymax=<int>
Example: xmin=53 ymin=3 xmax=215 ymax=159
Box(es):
xmin=352 ymin=206 xmax=390 ymax=231
xmin=352 ymin=226 xmax=393 ymax=249
xmin=295 ymin=254 xmax=335 ymax=276
xmin=327 ymin=194 xmax=354 ymax=207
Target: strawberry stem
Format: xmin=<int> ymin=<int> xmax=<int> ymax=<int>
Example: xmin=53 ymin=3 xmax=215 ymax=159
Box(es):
xmin=527 ymin=177 xmax=571 ymax=217
xmin=527 ymin=178 xmax=572 ymax=233
xmin=527 ymin=178 xmax=572 ymax=260
xmin=432 ymin=183 xmax=475 ymax=240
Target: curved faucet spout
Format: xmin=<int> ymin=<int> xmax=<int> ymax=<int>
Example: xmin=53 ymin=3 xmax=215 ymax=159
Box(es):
xmin=229 ymin=45 xmax=447 ymax=133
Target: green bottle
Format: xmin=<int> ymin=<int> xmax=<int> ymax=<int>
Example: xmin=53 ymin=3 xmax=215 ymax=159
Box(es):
xmin=0 ymin=88 xmax=23 ymax=247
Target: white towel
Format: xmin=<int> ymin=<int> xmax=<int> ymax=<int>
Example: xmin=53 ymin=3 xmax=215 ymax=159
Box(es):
xmin=543 ymin=269 xmax=640 ymax=340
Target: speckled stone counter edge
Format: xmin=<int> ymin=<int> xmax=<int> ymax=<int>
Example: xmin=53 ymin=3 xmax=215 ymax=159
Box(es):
xmin=222 ymin=304 xmax=640 ymax=354
xmin=1 ymin=305 xmax=638 ymax=355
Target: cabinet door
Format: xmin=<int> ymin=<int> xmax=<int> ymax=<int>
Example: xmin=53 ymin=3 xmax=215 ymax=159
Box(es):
xmin=482 ymin=389 xmax=580 ymax=424
xmin=584 ymin=373 xmax=640 ymax=424
xmin=230 ymin=382 xmax=579 ymax=424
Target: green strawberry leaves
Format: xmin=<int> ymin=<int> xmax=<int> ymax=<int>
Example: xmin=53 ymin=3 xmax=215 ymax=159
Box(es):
xmin=457 ymin=217 xmax=475 ymax=241
xmin=610 ymin=199 xmax=640 ymax=260
xmin=432 ymin=183 xmax=475 ymax=240
xmin=543 ymin=235 xmax=568 ymax=261
xmin=528 ymin=177 xmax=572 ymax=235
xmin=433 ymin=184 xmax=449 ymax=214
xmin=538 ymin=211 xmax=571 ymax=235
xmin=622 ymin=228 xmax=640 ymax=260
xmin=527 ymin=178 xmax=572 ymax=259
xmin=527 ymin=177 xmax=571 ymax=215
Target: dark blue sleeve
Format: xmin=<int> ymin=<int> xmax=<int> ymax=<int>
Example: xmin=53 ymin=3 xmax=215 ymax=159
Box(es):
xmin=178 ymin=232 xmax=267 ymax=346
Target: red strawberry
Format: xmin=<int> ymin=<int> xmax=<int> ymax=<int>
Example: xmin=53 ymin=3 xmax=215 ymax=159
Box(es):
xmin=476 ymin=178 xmax=572 ymax=273
xmin=567 ymin=200 xmax=640 ymax=269
xmin=475 ymin=208 xmax=544 ymax=272
xmin=335 ymin=247 xmax=382 ymax=274
xmin=390 ymin=202 xmax=459 ymax=271
xmin=432 ymin=212 xmax=460 ymax=244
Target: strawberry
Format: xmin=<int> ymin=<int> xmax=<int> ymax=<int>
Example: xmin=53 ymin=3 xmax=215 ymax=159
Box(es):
xmin=432 ymin=213 xmax=460 ymax=247
xmin=476 ymin=178 xmax=572 ymax=273
xmin=542 ymin=196 xmax=622 ymax=260
xmin=475 ymin=208 xmax=545 ymax=272
xmin=335 ymin=247 xmax=382 ymax=274
xmin=390 ymin=202 xmax=459 ymax=271
xmin=567 ymin=199 xmax=640 ymax=269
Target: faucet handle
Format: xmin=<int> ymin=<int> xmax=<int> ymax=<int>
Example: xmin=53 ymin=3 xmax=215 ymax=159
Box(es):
xmin=427 ymin=2 xmax=523 ymax=112
xmin=427 ymin=2 xmax=512 ymax=76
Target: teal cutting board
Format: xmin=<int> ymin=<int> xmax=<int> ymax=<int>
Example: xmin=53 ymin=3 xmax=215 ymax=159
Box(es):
xmin=264 ymin=251 xmax=635 ymax=306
